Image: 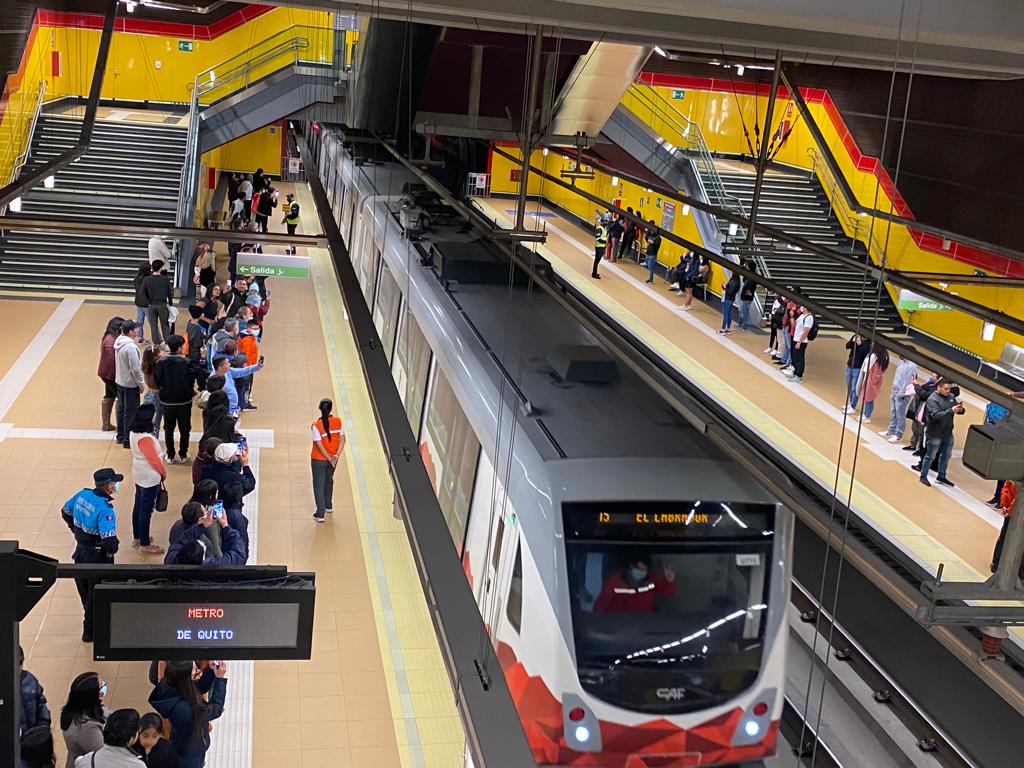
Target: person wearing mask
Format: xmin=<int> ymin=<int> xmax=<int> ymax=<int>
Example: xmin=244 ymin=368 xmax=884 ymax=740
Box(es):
xmin=311 ymin=398 xmax=346 ymax=522
xmin=166 ymin=512 xmax=247 ymax=566
xmin=239 ymin=175 xmax=254 ymax=221
xmin=737 ymin=261 xmax=758 ymax=330
xmin=19 ymin=645 xmax=50 ymax=735
xmin=132 ymin=262 xmax=152 ymax=344
xmin=140 ymin=260 xmax=174 ymax=345
xmin=842 ymin=334 xmax=872 ymax=414
xmin=719 ymin=271 xmax=741 ymax=335
xmin=202 ymin=442 xmax=256 ymax=497
xmin=148 ymin=236 xmax=173 ymax=266
xmin=210 ymin=354 xmax=264 ymax=411
xmin=592 ymin=215 xmax=607 ymax=279
xmin=149 ymin=660 xmax=228 ymax=768
xmin=594 ymin=557 xmax=677 ymax=613
xmin=786 ymin=306 xmax=815 ymax=384
xmin=642 ymin=221 xmax=661 ymax=284
xmin=880 ymin=355 xmax=918 ymax=443
xmin=97 ymin=317 xmax=123 ymax=432
xmin=141 ymin=343 xmax=167 ymax=436
xmin=114 ymin=321 xmax=145 ymax=449
xmin=60 ymin=672 xmax=108 ymax=768
xmin=765 ymin=297 xmax=784 ymax=357
xmin=236 ymin=319 xmax=261 ymax=410
xmin=74 ymin=708 xmax=142 ymax=768
xmin=915 ymin=379 xmax=965 ymax=487
xmin=61 ymin=469 xmax=122 ymax=642
xmin=855 ymin=347 xmax=889 ymax=422
xmin=155 ymin=335 xmax=197 ymax=464
xmin=281 ymin=192 xmax=300 ymax=254
xmin=133 ymin=712 xmax=179 ymax=768
xmin=129 ymin=404 xmax=166 ymax=555
xmin=246 ymin=289 xmax=269 ymax=327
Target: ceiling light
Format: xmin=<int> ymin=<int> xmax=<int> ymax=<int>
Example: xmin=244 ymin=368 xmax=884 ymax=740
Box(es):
xmin=43 ymin=176 xmax=55 ymax=189
xmin=209 ymin=71 xmax=216 ymax=83
xmin=611 ymin=176 xmax=619 ymax=186
xmin=9 ymin=197 xmax=22 ymax=213
xmin=938 ymin=282 xmax=949 ymax=289
xmin=982 ymin=322 xmax=996 ymax=341
xmin=736 ymin=65 xmax=745 ymax=76
xmin=941 ymin=238 xmax=951 ymax=250
xmin=728 ymin=222 xmax=739 ymax=236
xmin=682 ymin=204 xmax=690 ymax=215
xmin=744 ymin=721 xmax=761 ymax=737
xmin=858 ymin=211 xmax=867 ymax=217
xmin=542 ymin=147 xmax=549 ymax=156
xmin=654 ymin=46 xmax=667 ymax=58
xmin=125 ymin=0 xmax=136 ymax=11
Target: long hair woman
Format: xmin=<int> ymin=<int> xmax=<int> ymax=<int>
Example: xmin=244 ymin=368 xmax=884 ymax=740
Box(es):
xmin=129 ymin=403 xmax=166 ymax=555
xmin=149 ymin=659 xmax=228 ymax=768
xmin=133 ymin=261 xmax=153 ymax=343
xmin=97 ymin=316 xmax=124 ymax=431
xmin=141 ymin=342 xmax=168 ymax=436
xmin=311 ymin=398 xmax=346 ymax=523
xmin=60 ymin=672 xmax=107 ymax=768
xmin=857 ymin=347 xmax=891 ymax=422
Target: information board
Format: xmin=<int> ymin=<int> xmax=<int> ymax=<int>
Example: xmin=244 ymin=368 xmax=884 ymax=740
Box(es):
xmin=93 ymin=581 xmax=315 ymax=660
xmin=661 ymin=200 xmax=677 ymax=232
xmin=563 ymin=502 xmax=775 ymax=541
xmin=898 ymin=289 xmax=951 ymax=312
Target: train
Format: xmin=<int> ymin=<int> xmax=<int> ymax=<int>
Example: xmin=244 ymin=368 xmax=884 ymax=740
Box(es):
xmin=309 ymin=124 xmax=793 ymax=768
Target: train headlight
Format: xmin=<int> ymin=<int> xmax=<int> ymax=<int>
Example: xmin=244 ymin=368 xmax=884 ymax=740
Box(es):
xmin=743 ymin=721 xmax=760 ymax=737
xmin=563 ymin=694 xmax=601 ymax=752
xmin=574 ymin=726 xmax=591 ymax=743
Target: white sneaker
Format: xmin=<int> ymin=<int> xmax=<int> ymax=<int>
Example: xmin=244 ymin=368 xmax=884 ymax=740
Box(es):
xmin=781 ymin=366 xmax=794 ymax=374
xmin=843 ymin=406 xmax=857 ymax=414
xmin=863 ymin=418 xmax=872 ymax=424
xmin=878 ymin=430 xmax=892 ymax=436
xmin=669 ymin=283 xmax=680 ymax=290
xmin=887 ymin=435 xmax=900 ymax=443
xmin=763 ymin=347 xmax=773 ymax=353
xmin=682 ymin=305 xmax=693 ymax=311
xmin=770 ymin=350 xmax=780 ymax=358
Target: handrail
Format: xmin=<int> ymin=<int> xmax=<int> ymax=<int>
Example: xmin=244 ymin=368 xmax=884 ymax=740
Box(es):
xmin=194 ymin=37 xmax=311 ymax=99
xmin=807 ymin=147 xmax=881 ymax=262
xmin=8 ymin=80 xmax=46 ymax=184
xmin=195 ymin=25 xmax=325 ymax=84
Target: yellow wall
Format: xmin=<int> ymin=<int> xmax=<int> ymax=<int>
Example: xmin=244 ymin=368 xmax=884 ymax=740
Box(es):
xmin=196 ymin=123 xmax=283 ymax=224
xmin=0 ymin=25 xmax=53 ymax=183
xmin=489 ymin=147 xmax=720 ymax=288
xmin=636 ymin=84 xmax=1024 ymax=360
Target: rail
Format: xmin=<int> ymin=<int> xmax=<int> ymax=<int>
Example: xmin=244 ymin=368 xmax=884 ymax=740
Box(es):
xmin=7 ymin=80 xmax=46 ymax=185
xmin=808 ymin=147 xmax=883 ymax=262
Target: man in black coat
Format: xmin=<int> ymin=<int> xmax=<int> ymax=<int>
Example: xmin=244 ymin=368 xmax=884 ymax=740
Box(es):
xmin=140 ymin=260 xmax=174 ymax=344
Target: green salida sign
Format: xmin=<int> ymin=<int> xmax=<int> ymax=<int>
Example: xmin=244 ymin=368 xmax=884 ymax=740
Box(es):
xmin=237 ymin=252 xmax=309 ymax=279
xmin=898 ymin=289 xmax=951 ymax=312
xmin=178 ymin=40 xmax=194 ymax=52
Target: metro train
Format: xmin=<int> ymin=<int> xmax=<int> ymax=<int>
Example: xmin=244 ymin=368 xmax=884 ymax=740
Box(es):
xmin=309 ymin=125 xmax=793 ymax=768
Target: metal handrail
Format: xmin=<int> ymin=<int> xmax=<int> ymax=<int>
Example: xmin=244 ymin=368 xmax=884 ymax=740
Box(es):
xmin=807 ymin=147 xmax=882 ymax=263
xmin=7 ymin=80 xmax=46 ymax=184
xmin=194 ymin=37 xmax=311 ymax=99
xmin=194 ymin=24 xmax=330 ymax=85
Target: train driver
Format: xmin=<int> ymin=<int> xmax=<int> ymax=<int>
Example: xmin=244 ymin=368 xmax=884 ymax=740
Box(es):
xmin=594 ymin=556 xmax=677 ymax=613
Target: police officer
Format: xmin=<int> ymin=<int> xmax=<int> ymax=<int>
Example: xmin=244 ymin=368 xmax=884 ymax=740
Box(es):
xmin=281 ymin=192 xmax=300 ymax=254
xmin=61 ymin=468 xmax=122 ymax=642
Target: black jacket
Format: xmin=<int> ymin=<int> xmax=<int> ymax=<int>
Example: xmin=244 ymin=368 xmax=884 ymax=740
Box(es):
xmin=255 ymin=191 xmax=277 ymax=217
xmin=645 ymin=230 xmax=661 ymax=256
xmin=140 ymin=273 xmax=173 ymax=307
xmin=845 ymin=337 xmax=871 ymax=369
xmin=724 ymin=274 xmax=742 ymax=300
xmin=154 ymin=355 xmax=197 ymax=406
xmin=220 ymin=290 xmax=247 ymax=318
xmin=134 ymin=737 xmax=180 ymax=768
xmin=185 ymin=321 xmax=206 ymax=364
xmin=740 ymin=277 xmax=757 ymax=301
xmin=20 ymin=670 xmax=49 ymax=732
xmin=134 ymin=273 xmax=150 ymax=308
xmin=201 ymin=462 xmax=257 ymax=497
xmin=201 ymin=405 xmax=236 ymax=444
xmin=924 ymin=391 xmax=960 ymax=439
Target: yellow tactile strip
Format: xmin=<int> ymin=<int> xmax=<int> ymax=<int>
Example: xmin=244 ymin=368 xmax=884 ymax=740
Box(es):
xmin=309 ymin=246 xmax=465 ymax=768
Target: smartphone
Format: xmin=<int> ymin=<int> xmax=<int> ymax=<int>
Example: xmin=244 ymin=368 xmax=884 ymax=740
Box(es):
xmin=258 ymin=355 xmax=264 ymax=365
xmin=211 ymin=501 xmax=224 ymax=520
xmin=236 ymin=434 xmax=248 ymax=451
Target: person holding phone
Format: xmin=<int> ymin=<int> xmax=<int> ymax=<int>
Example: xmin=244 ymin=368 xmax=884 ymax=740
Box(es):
xmin=311 ymin=398 xmax=346 ymax=523
xmin=149 ymin=660 xmax=228 ymax=768
xmin=201 ymin=442 xmax=256 ymax=498
xmin=164 ymin=506 xmax=247 ymax=566
xmin=916 ymin=379 xmax=965 ymax=487
xmin=60 ymin=672 xmax=109 ymax=768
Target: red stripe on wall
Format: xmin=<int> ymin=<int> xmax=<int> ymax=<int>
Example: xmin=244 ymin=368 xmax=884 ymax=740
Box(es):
xmin=637 ymin=71 xmax=1019 ymax=277
xmin=35 ymin=4 xmax=273 ymax=40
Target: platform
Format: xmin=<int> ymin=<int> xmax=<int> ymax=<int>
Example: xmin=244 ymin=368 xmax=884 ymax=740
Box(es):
xmin=474 ymin=196 xmax=1012 ymax=627
xmin=0 ymin=184 xmax=463 ymax=767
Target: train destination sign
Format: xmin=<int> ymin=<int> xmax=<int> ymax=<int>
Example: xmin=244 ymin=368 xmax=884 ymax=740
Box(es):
xmin=563 ymin=502 xmax=775 ymax=540
xmin=92 ymin=580 xmax=315 ymax=660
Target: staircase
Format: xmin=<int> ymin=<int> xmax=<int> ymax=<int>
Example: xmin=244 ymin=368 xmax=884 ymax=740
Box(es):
xmin=704 ymin=164 xmax=904 ymax=333
xmin=1 ymin=113 xmax=185 ymax=294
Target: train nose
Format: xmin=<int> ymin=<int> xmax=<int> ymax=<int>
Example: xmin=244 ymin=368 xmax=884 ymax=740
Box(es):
xmin=562 ymin=693 xmax=602 ymax=752
xmin=732 ymin=688 xmax=777 ymax=746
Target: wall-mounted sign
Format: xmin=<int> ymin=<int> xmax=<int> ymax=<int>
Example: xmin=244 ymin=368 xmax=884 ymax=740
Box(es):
xmin=898 ymin=289 xmax=951 ymax=312
xmin=671 ymin=89 xmax=685 ymax=100
xmin=661 ymin=200 xmax=676 ymax=231
xmin=178 ymin=40 xmax=194 ymax=52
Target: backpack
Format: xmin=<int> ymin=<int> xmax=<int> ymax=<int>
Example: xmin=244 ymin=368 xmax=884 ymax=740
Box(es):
xmin=805 ymin=315 xmax=819 ymax=341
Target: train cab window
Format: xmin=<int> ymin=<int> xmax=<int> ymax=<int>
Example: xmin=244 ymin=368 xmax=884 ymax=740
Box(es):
xmin=421 ymin=367 xmax=480 ymax=548
xmin=373 ymin=263 xmax=401 ymax=362
xmin=563 ymin=501 xmax=775 ymax=715
xmin=392 ymin=311 xmax=432 ymax=437
xmin=506 ymin=544 xmax=523 ymax=634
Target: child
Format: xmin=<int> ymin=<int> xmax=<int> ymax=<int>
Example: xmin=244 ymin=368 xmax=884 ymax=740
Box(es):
xmin=134 ymin=711 xmax=180 ymax=768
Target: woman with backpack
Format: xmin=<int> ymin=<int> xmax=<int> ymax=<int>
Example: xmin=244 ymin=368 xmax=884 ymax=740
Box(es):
xmin=719 ymin=271 xmax=742 ymax=334
xmin=855 ymin=347 xmax=889 ymax=422
xmin=149 ymin=660 xmax=228 ymax=768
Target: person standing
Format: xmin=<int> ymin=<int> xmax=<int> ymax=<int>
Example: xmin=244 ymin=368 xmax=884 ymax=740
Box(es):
xmin=114 ymin=321 xmax=144 ymax=449
xmin=311 ymin=398 xmax=346 ymax=522
xmin=61 ymin=470 xmax=122 ymax=642
xmin=60 ymin=672 xmax=108 ymax=768
xmin=842 ymin=334 xmax=871 ymax=414
xmin=738 ymin=261 xmax=758 ymax=330
xmin=253 ymin=185 xmax=278 ymax=234
xmin=141 ymin=260 xmax=174 ymax=345
xmin=129 ymin=403 xmax=167 ymax=555
xmin=156 ymin=334 xmax=197 ymax=464
xmin=252 ymin=167 xmax=268 ymax=194
xmin=281 ymin=192 xmax=300 ymax=254
xmin=132 ymin=262 xmax=152 ymax=343
xmin=192 ymin=244 xmax=216 ymax=299
xmin=149 ymin=660 xmax=228 ymax=768
xmin=855 ymin=347 xmax=889 ymax=422
xmin=97 ymin=317 xmax=123 ymax=432
xmin=148 ymin=236 xmax=173 ymax=266
xmin=776 ymin=298 xmax=798 ymax=370
xmin=617 ymin=208 xmax=637 ymax=260
xmin=239 ymin=175 xmax=254 ymax=221
xmin=905 ymin=375 xmax=939 ymax=455
xmin=680 ymin=251 xmax=700 ymax=310
xmin=786 ymin=306 xmax=815 ymax=384
xmin=719 ymin=271 xmax=741 ymax=335
xmin=592 ymin=216 xmax=608 ymax=279
xmin=210 ymin=354 xmax=263 ymax=411
xmin=916 ymin=379 xmax=965 ymax=487
xmin=643 ymin=221 xmax=661 ymax=284
xmin=142 ymin=344 xmax=167 ymax=437
xmin=766 ymin=297 xmax=785 ymax=356
xmin=74 ymin=708 xmax=142 ymax=768
xmin=605 ymin=212 xmax=623 ymax=263
xmin=881 ymin=355 xmax=917 ymax=443
xmin=19 ymin=645 xmax=51 ymax=736
xmin=991 ymin=480 xmax=1018 ymax=573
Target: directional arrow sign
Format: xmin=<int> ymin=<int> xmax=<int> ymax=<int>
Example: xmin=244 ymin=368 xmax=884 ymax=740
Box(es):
xmin=898 ymin=289 xmax=951 ymax=312
xmin=236 ymin=252 xmax=309 ymax=279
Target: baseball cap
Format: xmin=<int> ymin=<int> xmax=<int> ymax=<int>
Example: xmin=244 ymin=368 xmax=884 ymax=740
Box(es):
xmin=214 ymin=443 xmax=239 ymax=463
xmin=94 ymin=468 xmax=124 ymax=485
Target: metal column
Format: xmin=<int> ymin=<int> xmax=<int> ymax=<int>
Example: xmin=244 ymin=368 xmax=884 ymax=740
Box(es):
xmin=514 ymin=26 xmax=545 ymax=233
xmin=744 ymin=50 xmax=783 ymax=245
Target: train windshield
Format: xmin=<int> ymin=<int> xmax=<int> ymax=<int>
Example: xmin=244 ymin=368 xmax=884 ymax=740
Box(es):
xmin=563 ymin=502 xmax=775 ymax=715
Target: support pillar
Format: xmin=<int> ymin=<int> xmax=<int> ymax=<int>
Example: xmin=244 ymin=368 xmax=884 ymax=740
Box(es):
xmin=744 ymin=50 xmax=783 ymax=245
xmin=514 ymin=26 xmax=545 ymax=233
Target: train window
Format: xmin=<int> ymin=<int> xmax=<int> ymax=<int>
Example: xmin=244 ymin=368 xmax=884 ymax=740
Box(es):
xmin=362 ymin=246 xmax=381 ymax=307
xmin=392 ymin=310 xmax=431 ymax=436
xmin=420 ymin=366 xmax=480 ymax=548
xmin=563 ymin=502 xmax=774 ymax=714
xmin=505 ymin=544 xmax=523 ymax=634
xmin=373 ymin=263 xmax=401 ymax=362
xmin=490 ymin=515 xmax=505 ymax=572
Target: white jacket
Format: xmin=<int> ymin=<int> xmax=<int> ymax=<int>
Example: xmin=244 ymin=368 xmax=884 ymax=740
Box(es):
xmin=75 ymin=745 xmax=144 ymax=767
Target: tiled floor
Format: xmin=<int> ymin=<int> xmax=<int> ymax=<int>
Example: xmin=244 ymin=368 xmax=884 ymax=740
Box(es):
xmin=1 ymin=184 xmax=462 ymax=766
xmin=476 ymin=196 xmax=1011 ymax=611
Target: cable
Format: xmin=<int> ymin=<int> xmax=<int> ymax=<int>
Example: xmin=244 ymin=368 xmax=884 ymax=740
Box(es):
xmin=721 ymin=45 xmax=756 ymax=157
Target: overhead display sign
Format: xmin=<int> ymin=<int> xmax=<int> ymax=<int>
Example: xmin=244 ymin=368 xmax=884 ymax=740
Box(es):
xmin=92 ymin=581 xmax=315 ymax=660
xmin=237 ymin=251 xmax=310 ymax=279
xmin=563 ymin=502 xmax=776 ymax=541
xmin=898 ymin=289 xmax=951 ymax=312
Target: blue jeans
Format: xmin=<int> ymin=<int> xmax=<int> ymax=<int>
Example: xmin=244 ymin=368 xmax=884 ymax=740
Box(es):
xmin=721 ymin=299 xmax=734 ymax=330
xmin=132 ymin=483 xmax=160 ymax=545
xmin=888 ymin=393 xmax=910 ymax=438
xmin=739 ymin=299 xmax=753 ymax=328
xmin=144 ymin=390 xmax=163 ymax=434
xmin=135 ymin=306 xmax=147 ymax=341
xmin=646 ymin=255 xmax=657 ymax=282
xmin=779 ymin=329 xmax=792 ymax=365
xmin=845 ymin=366 xmax=861 ymax=409
xmin=920 ymin=434 xmax=954 ymax=480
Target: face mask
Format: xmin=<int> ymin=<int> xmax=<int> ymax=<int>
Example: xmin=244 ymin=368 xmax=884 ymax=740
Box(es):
xmin=630 ymin=568 xmax=647 ymax=583
xmin=251 ymin=328 xmax=260 ymax=337
xmin=113 ymin=481 xmax=121 ymax=493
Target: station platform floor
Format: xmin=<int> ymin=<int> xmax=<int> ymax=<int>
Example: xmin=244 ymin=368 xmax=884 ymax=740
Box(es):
xmin=473 ymin=196 xmax=1015 ymax=640
xmin=0 ymin=184 xmax=463 ymax=766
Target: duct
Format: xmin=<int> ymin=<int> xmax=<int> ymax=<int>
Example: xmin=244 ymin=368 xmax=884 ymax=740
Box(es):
xmin=135 ymin=0 xmax=227 ymax=11
xmin=547 ymin=41 xmax=652 ymax=139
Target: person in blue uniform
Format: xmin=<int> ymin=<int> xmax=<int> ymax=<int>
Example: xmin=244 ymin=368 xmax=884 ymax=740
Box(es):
xmin=61 ymin=468 xmax=123 ymax=643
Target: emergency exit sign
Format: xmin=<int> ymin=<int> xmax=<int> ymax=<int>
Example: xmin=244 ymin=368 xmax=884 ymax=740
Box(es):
xmin=178 ymin=40 xmax=194 ymax=52
xmin=671 ymin=89 xmax=685 ymax=100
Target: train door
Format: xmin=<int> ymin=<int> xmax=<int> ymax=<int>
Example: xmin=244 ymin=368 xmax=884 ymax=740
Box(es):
xmin=481 ymin=488 xmax=523 ymax=644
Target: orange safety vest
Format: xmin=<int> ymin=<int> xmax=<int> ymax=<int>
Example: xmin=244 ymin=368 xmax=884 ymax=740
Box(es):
xmin=311 ymin=416 xmax=344 ymax=461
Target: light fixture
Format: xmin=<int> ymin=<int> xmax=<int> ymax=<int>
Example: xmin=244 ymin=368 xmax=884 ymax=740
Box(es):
xmin=9 ymin=197 xmax=22 ymax=213
xmin=43 ymin=175 xmax=55 ymax=189
xmin=542 ymin=147 xmax=549 ymax=156
xmin=983 ymin=321 xmax=997 ymax=341
xmin=125 ymin=0 xmax=136 ymax=11
xmin=611 ymin=176 xmax=619 ymax=186
xmin=645 ymin=187 xmax=652 ymax=193
xmin=574 ymin=726 xmax=590 ymax=742
xmin=736 ymin=65 xmax=745 ymax=76
xmin=938 ymin=282 xmax=949 ymax=289
xmin=858 ymin=211 xmax=868 ymax=217
xmin=728 ymin=222 xmax=739 ymax=236
xmin=654 ymin=46 xmax=667 ymax=58
xmin=682 ymin=204 xmax=690 ymax=215
xmin=744 ymin=721 xmax=761 ymax=737
xmin=941 ymin=238 xmax=951 ymax=250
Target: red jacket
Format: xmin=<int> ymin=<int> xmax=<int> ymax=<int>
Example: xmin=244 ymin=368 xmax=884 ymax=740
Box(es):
xmin=97 ymin=333 xmax=117 ymax=380
xmin=594 ymin=572 xmax=677 ymax=613
xmin=1002 ymin=481 xmax=1017 ymax=515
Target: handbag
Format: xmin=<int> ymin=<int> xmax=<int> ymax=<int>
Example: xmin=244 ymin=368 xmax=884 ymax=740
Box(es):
xmin=155 ymin=482 xmax=169 ymax=512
